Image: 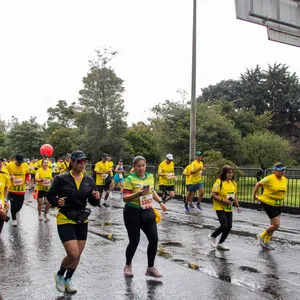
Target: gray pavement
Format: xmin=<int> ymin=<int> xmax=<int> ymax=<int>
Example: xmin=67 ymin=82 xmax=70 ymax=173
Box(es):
xmin=0 ymin=191 xmax=299 ymax=300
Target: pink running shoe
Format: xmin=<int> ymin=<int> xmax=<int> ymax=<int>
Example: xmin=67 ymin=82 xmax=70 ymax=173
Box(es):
xmin=145 ymin=267 xmax=163 ymax=278
xmin=124 ymin=265 xmax=134 ymax=277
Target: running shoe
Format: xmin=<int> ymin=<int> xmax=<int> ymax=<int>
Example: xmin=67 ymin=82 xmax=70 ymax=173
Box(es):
xmin=256 ymin=234 xmax=265 ymax=247
xmin=196 ymin=203 xmax=203 ymax=210
xmin=123 ymin=265 xmax=134 ymax=277
xmin=38 ymin=214 xmax=43 ymax=221
xmin=207 ymin=235 xmax=216 ymax=248
xmin=145 ymin=267 xmax=163 ymax=278
xmin=44 ymin=213 xmax=49 ymax=221
xmin=216 ymin=243 xmax=230 ymax=251
xmin=189 ymin=203 xmax=196 ymax=209
xmin=65 ymin=278 xmax=77 ymax=293
xmin=184 ymin=203 xmax=190 ymax=212
xmin=12 ymin=220 xmax=17 ymax=227
xmin=54 ymin=273 xmax=65 ymax=292
xmin=264 ymin=242 xmax=275 ymax=250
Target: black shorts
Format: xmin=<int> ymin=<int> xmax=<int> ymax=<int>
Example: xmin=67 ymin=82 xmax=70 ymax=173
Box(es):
xmin=57 ymin=222 xmax=88 ymax=243
xmin=37 ymin=190 xmax=48 ymax=199
xmin=97 ymin=184 xmax=110 ymax=192
xmin=30 ymin=174 xmax=35 ymax=180
xmin=262 ymin=202 xmax=281 ymax=219
xmin=159 ymin=185 xmax=175 ymax=192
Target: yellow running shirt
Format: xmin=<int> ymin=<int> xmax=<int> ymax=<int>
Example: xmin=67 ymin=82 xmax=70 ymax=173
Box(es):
xmin=183 ymin=164 xmax=192 ymax=185
xmin=0 ymin=172 xmax=10 ymax=207
xmin=258 ymin=174 xmax=287 ymax=207
xmin=35 ymin=167 xmax=53 ymax=191
xmin=94 ymin=161 xmax=110 ymax=185
xmin=189 ymin=160 xmax=204 ymax=185
xmin=158 ymin=160 xmax=175 ymax=186
xmin=212 ymin=179 xmax=237 ymax=212
xmin=6 ymin=162 xmax=29 ymax=194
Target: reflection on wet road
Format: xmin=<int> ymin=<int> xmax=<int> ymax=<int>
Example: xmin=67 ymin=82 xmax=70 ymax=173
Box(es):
xmin=0 ymin=192 xmax=299 ymax=299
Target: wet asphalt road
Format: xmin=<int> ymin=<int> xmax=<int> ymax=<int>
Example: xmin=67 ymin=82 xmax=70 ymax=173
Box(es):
xmin=0 ymin=191 xmax=299 ymax=300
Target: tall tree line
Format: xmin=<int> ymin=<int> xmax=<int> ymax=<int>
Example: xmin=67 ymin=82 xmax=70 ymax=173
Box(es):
xmin=0 ymin=54 xmax=299 ymax=168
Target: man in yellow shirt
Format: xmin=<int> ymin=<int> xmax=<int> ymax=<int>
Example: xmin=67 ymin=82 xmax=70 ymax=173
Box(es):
xmin=94 ymin=153 xmax=112 ymax=208
xmin=158 ymin=154 xmax=176 ymax=204
xmin=185 ymin=151 xmax=205 ymax=212
xmin=59 ymin=153 xmax=71 ymax=173
xmin=6 ymin=154 xmax=29 ymax=226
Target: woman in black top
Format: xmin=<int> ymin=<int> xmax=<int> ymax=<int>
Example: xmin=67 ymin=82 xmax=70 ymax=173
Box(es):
xmin=47 ymin=150 xmax=100 ymax=293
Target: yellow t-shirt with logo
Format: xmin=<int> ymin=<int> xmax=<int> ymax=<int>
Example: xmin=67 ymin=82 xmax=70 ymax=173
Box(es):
xmin=212 ymin=179 xmax=237 ymax=212
xmin=6 ymin=162 xmax=29 ymax=194
xmin=0 ymin=172 xmax=10 ymax=207
xmin=158 ymin=160 xmax=175 ymax=186
xmin=183 ymin=164 xmax=192 ymax=185
xmin=35 ymin=168 xmax=53 ymax=191
xmin=94 ymin=161 xmax=110 ymax=185
xmin=189 ymin=160 xmax=204 ymax=185
xmin=258 ymin=174 xmax=287 ymax=207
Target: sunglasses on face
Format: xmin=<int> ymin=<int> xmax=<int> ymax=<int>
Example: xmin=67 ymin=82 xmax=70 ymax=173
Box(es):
xmin=76 ymin=159 xmax=87 ymax=165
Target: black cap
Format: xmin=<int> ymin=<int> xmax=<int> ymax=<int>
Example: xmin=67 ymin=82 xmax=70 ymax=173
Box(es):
xmin=15 ymin=154 xmax=24 ymax=163
xmin=71 ymin=150 xmax=88 ymax=161
xmin=102 ymin=153 xmax=108 ymax=158
xmin=0 ymin=157 xmax=5 ymax=162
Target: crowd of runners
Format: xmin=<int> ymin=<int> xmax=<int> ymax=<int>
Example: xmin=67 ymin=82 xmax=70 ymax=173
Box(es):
xmin=0 ymin=150 xmax=287 ymax=293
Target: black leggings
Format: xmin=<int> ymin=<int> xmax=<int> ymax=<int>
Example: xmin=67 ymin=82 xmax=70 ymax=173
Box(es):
xmin=211 ymin=210 xmax=233 ymax=244
xmin=123 ymin=204 xmax=158 ymax=267
xmin=0 ymin=220 xmax=4 ymax=235
xmin=8 ymin=193 xmax=25 ymax=220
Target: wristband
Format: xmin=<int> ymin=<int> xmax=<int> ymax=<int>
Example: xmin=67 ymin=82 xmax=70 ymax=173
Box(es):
xmin=158 ymin=200 xmax=162 ymax=204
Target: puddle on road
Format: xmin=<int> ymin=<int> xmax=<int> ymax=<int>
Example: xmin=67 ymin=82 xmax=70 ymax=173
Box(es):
xmin=239 ymin=266 xmax=260 ymax=273
xmin=160 ymin=241 xmax=183 ymax=247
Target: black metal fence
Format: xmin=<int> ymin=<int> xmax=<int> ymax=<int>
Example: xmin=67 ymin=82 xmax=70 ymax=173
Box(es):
xmin=85 ymin=164 xmax=300 ymax=212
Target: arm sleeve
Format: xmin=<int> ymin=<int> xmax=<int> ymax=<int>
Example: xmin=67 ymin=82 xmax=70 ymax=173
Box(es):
xmin=46 ymin=176 xmax=61 ymax=206
xmin=87 ymin=178 xmax=100 ymax=207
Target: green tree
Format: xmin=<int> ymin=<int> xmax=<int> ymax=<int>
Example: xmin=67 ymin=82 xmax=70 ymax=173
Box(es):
xmin=150 ymin=100 xmax=190 ymax=164
xmin=77 ymin=49 xmax=128 ymax=160
xmin=123 ymin=122 xmax=160 ymax=165
xmin=240 ymin=131 xmax=292 ymax=169
xmin=6 ymin=117 xmax=46 ymax=158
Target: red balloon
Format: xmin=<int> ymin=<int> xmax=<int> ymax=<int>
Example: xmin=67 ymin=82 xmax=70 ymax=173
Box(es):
xmin=40 ymin=144 xmax=54 ymax=157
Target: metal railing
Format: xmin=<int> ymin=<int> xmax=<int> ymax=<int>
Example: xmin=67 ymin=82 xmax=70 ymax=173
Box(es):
xmin=85 ymin=164 xmax=300 ymax=211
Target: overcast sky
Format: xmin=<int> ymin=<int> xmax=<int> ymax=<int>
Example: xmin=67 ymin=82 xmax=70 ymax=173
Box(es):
xmin=1 ymin=0 xmax=299 ymax=126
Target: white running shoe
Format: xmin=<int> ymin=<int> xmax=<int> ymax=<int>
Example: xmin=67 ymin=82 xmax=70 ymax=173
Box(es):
xmin=44 ymin=213 xmax=49 ymax=221
xmin=54 ymin=273 xmax=65 ymax=292
xmin=12 ymin=219 xmax=18 ymax=227
xmin=217 ymin=243 xmax=230 ymax=251
xmin=65 ymin=278 xmax=77 ymax=293
xmin=207 ymin=235 xmax=216 ymax=248
xmin=39 ymin=214 xmax=43 ymax=221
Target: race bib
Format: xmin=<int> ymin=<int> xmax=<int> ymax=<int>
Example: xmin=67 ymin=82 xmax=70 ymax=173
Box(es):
xmin=119 ymin=173 xmax=123 ymax=179
xmin=139 ymin=194 xmax=153 ymax=210
xmin=42 ymin=179 xmax=51 ymax=187
xmin=101 ymin=174 xmax=108 ymax=179
xmin=14 ymin=178 xmax=23 ymax=186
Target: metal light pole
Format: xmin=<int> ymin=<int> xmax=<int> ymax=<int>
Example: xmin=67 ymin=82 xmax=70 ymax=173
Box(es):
xmin=189 ymin=0 xmax=197 ymax=161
